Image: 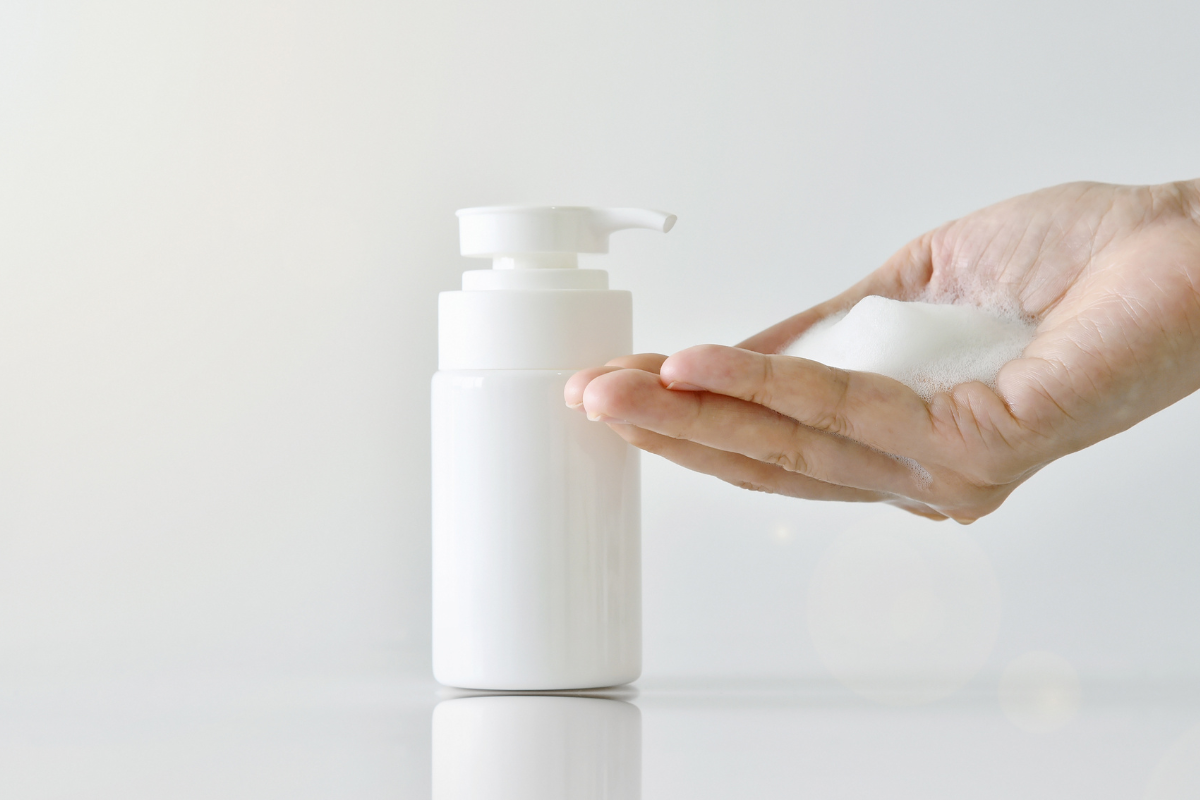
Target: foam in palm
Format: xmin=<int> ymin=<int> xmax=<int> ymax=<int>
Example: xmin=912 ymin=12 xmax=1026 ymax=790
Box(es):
xmin=784 ymin=296 xmax=1036 ymax=401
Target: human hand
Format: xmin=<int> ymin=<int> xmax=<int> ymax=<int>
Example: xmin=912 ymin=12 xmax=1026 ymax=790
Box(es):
xmin=565 ymin=180 xmax=1200 ymax=522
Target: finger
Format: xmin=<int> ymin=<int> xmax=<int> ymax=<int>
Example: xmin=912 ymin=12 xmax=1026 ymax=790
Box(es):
xmin=582 ymin=368 xmax=928 ymax=496
xmin=606 ymin=423 xmax=890 ymax=503
xmin=564 ymin=366 xmax=624 ymax=409
xmin=658 ymin=345 xmax=937 ymax=461
xmin=887 ymin=498 xmax=950 ymax=521
xmin=565 ymin=355 xmax=668 ymax=408
xmin=606 ymin=353 xmax=668 ymax=372
xmin=737 ymin=233 xmax=934 ymax=354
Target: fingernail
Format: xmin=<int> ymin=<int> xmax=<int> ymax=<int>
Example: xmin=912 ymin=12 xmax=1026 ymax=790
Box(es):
xmin=665 ymin=381 xmax=704 ymax=391
xmin=587 ymin=412 xmax=628 ymax=423
xmin=566 ymin=401 xmax=584 ymax=410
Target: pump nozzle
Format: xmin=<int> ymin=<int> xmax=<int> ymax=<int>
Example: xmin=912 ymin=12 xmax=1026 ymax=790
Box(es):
xmin=591 ymin=207 xmax=677 ymax=236
xmin=457 ymin=205 xmax=677 ymax=270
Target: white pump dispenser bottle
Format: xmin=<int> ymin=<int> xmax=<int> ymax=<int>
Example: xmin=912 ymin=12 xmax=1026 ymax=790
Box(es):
xmin=432 ymin=205 xmax=675 ymax=691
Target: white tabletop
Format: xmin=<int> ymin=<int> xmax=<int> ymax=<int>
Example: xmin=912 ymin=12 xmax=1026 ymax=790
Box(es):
xmin=1 ymin=673 xmax=1197 ymax=798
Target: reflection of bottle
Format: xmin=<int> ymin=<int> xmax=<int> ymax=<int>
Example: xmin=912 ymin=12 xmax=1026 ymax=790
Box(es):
xmin=432 ymin=695 xmax=641 ymax=800
xmin=432 ymin=206 xmax=675 ymax=691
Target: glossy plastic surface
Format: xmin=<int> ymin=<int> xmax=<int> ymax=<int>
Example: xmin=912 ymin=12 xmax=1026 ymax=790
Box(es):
xmin=437 ymin=288 xmax=631 ymax=371
xmin=457 ymin=205 xmax=676 ymax=267
xmin=431 ymin=370 xmax=641 ymax=690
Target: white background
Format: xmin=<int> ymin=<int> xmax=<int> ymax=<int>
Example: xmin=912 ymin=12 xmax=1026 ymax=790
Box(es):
xmin=3 ymin=0 xmax=1200 ymax=692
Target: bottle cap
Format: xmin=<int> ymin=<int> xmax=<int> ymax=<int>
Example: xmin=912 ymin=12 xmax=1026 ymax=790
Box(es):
xmin=456 ymin=206 xmax=676 ymax=270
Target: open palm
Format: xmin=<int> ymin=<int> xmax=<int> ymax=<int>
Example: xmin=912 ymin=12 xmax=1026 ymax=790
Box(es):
xmin=566 ymin=181 xmax=1200 ymax=522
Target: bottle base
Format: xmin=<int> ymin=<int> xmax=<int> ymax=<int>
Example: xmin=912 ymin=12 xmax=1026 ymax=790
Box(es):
xmin=433 ymin=668 xmax=642 ymax=694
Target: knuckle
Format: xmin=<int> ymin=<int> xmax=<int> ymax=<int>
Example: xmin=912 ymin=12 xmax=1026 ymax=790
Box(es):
xmin=673 ymin=391 xmax=709 ymax=442
xmin=732 ymin=479 xmax=775 ymax=495
xmin=748 ymin=356 xmax=775 ymax=406
xmin=766 ymin=447 xmax=810 ymax=475
xmin=812 ymin=366 xmax=855 ymax=436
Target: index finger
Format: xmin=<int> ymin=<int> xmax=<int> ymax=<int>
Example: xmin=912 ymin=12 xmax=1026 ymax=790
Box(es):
xmin=564 ymin=353 xmax=668 ymax=409
xmin=660 ymin=344 xmax=936 ymax=460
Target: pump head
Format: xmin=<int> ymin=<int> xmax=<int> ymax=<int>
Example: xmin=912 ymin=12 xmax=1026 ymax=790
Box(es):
xmin=457 ymin=206 xmax=677 ymax=270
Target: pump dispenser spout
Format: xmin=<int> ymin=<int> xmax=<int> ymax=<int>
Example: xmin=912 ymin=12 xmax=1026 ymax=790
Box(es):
xmin=592 ymin=207 xmax=677 ymax=236
xmin=457 ymin=205 xmax=676 ymax=270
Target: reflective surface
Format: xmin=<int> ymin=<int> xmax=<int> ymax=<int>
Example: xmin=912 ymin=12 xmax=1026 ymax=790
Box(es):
xmin=433 ymin=694 xmax=640 ymax=799
xmin=2 ymin=674 xmax=1199 ymax=798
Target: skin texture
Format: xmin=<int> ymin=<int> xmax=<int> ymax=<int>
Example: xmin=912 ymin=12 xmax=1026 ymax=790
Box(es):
xmin=565 ymin=180 xmax=1200 ymax=522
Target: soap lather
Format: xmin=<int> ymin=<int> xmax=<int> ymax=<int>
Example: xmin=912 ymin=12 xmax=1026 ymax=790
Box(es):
xmin=786 ymin=295 xmax=1036 ymax=401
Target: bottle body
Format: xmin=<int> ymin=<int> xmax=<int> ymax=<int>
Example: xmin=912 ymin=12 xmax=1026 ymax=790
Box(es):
xmin=433 ymin=207 xmax=659 ymax=691
xmin=431 ymin=368 xmax=641 ymax=690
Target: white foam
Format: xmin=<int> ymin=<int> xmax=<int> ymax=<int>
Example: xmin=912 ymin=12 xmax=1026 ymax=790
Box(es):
xmin=784 ymin=296 xmax=1035 ymax=400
